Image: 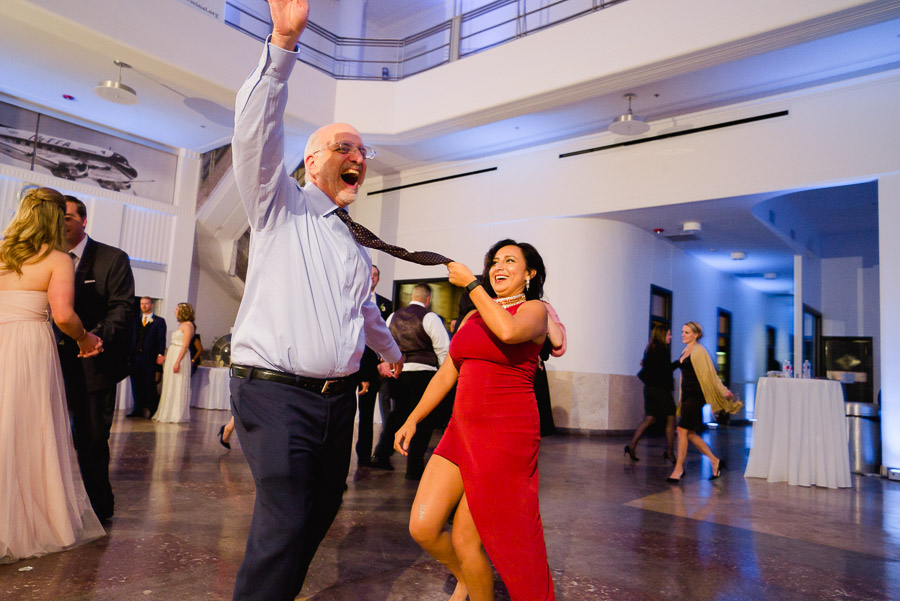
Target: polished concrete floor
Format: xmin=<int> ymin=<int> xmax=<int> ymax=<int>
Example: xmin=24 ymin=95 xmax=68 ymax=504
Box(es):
xmin=1 ymin=408 xmax=898 ymax=601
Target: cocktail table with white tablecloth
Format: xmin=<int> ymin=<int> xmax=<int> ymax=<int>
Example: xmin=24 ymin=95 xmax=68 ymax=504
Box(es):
xmin=190 ymin=366 xmax=232 ymax=411
xmin=745 ymin=377 xmax=851 ymax=488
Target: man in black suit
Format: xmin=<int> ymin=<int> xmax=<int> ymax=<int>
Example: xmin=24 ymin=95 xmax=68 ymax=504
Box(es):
xmin=59 ymin=195 xmax=135 ymax=521
xmin=129 ymin=296 xmax=167 ymax=418
xmin=355 ymin=265 xmax=392 ymax=467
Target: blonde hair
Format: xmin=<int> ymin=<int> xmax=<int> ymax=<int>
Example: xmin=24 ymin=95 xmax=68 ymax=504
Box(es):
xmin=176 ymin=302 xmax=195 ymax=323
xmin=0 ymin=187 xmax=67 ymax=275
xmin=684 ymin=321 xmax=703 ymax=340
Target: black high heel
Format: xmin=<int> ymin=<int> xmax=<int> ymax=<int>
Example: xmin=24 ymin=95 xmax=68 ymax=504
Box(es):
xmin=666 ymin=468 xmax=684 ymax=483
xmin=624 ymin=445 xmax=638 ymax=461
xmin=710 ymin=458 xmax=727 ymax=480
xmin=217 ymin=424 xmax=231 ymax=450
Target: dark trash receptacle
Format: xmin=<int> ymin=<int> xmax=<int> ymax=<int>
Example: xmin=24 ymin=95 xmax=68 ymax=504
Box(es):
xmin=845 ymin=402 xmax=881 ymax=475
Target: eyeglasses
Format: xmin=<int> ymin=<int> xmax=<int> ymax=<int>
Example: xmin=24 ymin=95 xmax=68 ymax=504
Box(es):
xmin=312 ymin=141 xmax=376 ymax=160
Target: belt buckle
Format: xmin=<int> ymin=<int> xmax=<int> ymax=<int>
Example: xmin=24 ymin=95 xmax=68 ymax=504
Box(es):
xmin=321 ymin=379 xmax=337 ymax=395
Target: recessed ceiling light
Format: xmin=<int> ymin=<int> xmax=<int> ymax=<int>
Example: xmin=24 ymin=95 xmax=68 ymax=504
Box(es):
xmin=731 ymin=251 xmax=746 ymax=260
xmin=764 ymin=272 xmax=777 ymax=279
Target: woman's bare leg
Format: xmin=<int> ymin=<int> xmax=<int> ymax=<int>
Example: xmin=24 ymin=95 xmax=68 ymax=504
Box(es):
xmin=408 ymin=455 xmax=468 ymax=601
xmin=222 ymin=416 xmax=235 ymax=444
xmin=687 ymin=431 xmax=720 ymax=472
xmin=668 ymin=426 xmax=689 ymax=480
xmin=451 ymin=493 xmax=494 ymax=601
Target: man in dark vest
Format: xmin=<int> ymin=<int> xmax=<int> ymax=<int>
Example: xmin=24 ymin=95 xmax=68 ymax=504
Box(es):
xmin=372 ymin=283 xmax=449 ymax=479
xmin=59 ymin=195 xmax=135 ymax=521
xmin=129 ymin=296 xmax=167 ymax=418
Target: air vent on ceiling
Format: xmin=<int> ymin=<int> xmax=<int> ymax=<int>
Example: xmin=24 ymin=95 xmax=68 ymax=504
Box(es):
xmin=664 ymin=233 xmax=701 ymax=242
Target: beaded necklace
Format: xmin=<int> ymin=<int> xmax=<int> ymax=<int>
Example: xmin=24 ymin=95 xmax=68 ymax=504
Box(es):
xmin=494 ymin=293 xmax=526 ymax=308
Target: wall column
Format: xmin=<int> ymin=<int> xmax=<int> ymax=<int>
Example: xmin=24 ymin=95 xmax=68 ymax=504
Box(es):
xmin=878 ymin=173 xmax=900 ymax=475
xmin=162 ymin=148 xmax=200 ymax=316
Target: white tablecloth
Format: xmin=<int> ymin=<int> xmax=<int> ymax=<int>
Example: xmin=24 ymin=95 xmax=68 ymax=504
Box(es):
xmin=745 ymin=377 xmax=851 ymax=488
xmin=191 ymin=366 xmax=231 ymax=411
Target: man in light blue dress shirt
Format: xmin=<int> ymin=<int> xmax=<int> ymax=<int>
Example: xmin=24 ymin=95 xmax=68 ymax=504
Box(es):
xmin=228 ymin=2 xmax=403 ymax=599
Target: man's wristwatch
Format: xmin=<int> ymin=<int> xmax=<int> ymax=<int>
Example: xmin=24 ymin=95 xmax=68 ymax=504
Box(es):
xmin=465 ymin=279 xmax=481 ymax=293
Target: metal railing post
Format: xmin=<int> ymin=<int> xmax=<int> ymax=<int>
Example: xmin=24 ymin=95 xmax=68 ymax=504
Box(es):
xmin=450 ymin=15 xmax=461 ymax=62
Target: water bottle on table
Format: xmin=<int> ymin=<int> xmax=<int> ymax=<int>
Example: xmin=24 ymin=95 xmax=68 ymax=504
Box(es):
xmin=782 ymin=359 xmax=792 ymax=378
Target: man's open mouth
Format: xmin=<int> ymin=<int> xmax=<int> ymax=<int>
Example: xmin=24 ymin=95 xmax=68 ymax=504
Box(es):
xmin=341 ymin=168 xmax=361 ymax=186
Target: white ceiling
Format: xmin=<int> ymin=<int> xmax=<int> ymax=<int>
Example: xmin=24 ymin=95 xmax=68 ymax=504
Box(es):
xmin=0 ymin=0 xmax=894 ymax=294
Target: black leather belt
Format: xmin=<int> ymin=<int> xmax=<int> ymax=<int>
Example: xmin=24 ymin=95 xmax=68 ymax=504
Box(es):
xmin=230 ymin=364 xmax=355 ymax=396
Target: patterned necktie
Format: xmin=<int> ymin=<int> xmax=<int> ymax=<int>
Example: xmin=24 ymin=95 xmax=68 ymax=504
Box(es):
xmin=333 ymin=209 xmax=452 ymax=266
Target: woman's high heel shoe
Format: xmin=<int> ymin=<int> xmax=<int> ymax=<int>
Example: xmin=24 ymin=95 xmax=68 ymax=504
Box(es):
xmin=666 ymin=468 xmax=684 ymax=483
xmin=217 ymin=424 xmax=231 ymax=450
xmin=710 ymin=458 xmax=727 ymax=480
xmin=624 ymin=445 xmax=638 ymax=461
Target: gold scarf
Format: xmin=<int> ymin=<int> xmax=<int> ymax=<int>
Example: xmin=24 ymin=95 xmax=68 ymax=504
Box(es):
xmin=689 ymin=344 xmax=743 ymax=415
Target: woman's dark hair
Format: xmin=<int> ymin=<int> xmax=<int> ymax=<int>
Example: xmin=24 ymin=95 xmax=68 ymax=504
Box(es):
xmin=480 ymin=238 xmax=546 ymax=301
xmin=647 ymin=325 xmax=670 ymax=352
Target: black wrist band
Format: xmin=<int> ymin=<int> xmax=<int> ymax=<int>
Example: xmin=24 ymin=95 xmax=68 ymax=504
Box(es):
xmin=465 ymin=279 xmax=481 ymax=293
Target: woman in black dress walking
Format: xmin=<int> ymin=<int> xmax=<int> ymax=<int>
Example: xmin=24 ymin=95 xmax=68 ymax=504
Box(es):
xmin=667 ymin=321 xmax=742 ymax=482
xmin=625 ymin=325 xmax=676 ymax=462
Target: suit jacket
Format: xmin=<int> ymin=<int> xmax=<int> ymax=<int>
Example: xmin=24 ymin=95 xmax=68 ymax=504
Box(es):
xmin=374 ymin=293 xmax=392 ymax=321
xmin=132 ymin=313 xmax=167 ymax=373
xmin=360 ymin=293 xmax=393 ymax=382
xmin=60 ymin=236 xmax=136 ymax=392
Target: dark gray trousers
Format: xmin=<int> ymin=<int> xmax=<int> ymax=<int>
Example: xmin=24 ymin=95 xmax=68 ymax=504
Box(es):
xmin=230 ymin=377 xmax=356 ymax=601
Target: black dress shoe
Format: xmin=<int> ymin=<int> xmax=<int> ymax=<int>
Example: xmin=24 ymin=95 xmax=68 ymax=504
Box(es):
xmin=217 ymin=425 xmax=231 ymax=450
xmin=357 ymin=456 xmax=374 ymax=467
xmin=710 ymin=458 xmax=727 ymax=480
xmin=126 ymin=411 xmax=142 ymax=418
xmin=371 ymin=456 xmax=394 ymax=471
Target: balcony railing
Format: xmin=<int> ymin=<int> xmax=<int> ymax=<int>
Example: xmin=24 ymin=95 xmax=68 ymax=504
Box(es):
xmin=225 ymin=0 xmax=626 ymax=81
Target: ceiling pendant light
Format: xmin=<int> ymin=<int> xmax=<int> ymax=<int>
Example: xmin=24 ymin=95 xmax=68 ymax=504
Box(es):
xmin=609 ymin=93 xmax=649 ymax=136
xmin=94 ymin=59 xmax=139 ymax=105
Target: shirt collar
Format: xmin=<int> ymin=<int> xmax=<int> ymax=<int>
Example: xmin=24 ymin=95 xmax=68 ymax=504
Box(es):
xmin=305 ymin=182 xmax=344 ymax=218
xmin=70 ymin=235 xmax=89 ymax=261
xmin=409 ymin=300 xmax=426 ymax=308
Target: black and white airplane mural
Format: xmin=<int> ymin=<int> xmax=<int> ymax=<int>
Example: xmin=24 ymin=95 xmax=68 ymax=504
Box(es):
xmin=0 ymin=124 xmax=142 ymax=192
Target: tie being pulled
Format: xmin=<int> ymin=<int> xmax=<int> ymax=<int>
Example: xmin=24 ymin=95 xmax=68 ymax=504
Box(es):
xmin=333 ymin=209 xmax=452 ymax=266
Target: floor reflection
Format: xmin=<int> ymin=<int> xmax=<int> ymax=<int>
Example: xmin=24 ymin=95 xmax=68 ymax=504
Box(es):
xmin=0 ymin=409 xmax=897 ymax=600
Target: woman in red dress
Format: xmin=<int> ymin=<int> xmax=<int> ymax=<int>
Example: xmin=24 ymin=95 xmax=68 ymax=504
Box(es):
xmin=394 ymin=239 xmax=563 ymax=601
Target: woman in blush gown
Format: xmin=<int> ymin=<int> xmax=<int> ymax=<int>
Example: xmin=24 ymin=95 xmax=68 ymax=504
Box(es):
xmin=393 ymin=239 xmax=563 ymax=601
xmin=0 ymin=187 xmax=105 ymax=563
xmin=152 ymin=302 xmax=195 ymax=424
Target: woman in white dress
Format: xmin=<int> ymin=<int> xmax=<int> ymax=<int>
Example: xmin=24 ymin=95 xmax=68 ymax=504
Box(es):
xmin=1 ymin=187 xmax=105 ymax=563
xmin=152 ymin=302 xmax=195 ymax=423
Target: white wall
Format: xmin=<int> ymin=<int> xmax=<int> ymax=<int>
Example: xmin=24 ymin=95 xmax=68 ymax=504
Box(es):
xmin=822 ymin=255 xmax=881 ymax=401
xmin=353 ymin=70 xmax=898 ymax=435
